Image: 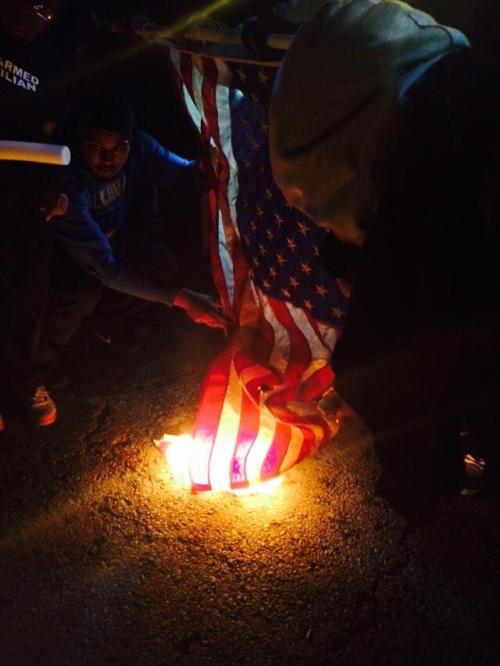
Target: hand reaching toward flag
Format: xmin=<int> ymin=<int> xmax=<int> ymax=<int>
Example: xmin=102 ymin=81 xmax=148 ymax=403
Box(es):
xmin=173 ymin=288 xmax=232 ymax=331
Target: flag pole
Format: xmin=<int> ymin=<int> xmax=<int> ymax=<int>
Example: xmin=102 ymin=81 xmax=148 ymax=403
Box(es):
xmin=93 ymin=12 xmax=294 ymax=64
xmin=150 ymin=27 xmax=293 ymax=52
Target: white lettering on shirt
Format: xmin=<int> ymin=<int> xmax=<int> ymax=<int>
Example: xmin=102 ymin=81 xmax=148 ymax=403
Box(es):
xmin=95 ymin=174 xmax=127 ymax=210
xmin=0 ymin=56 xmax=39 ymax=93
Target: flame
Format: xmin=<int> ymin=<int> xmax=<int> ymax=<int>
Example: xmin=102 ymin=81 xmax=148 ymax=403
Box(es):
xmin=155 ymin=433 xmax=193 ymax=488
xmin=155 ymin=433 xmax=283 ymax=495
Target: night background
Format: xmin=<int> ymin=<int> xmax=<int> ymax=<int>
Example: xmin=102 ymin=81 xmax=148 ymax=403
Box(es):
xmin=1 ymin=1 xmax=500 ymax=664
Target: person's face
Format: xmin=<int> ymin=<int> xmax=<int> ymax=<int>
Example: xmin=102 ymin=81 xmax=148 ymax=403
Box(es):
xmin=0 ymin=0 xmax=62 ymax=42
xmin=80 ymin=129 xmax=131 ymax=181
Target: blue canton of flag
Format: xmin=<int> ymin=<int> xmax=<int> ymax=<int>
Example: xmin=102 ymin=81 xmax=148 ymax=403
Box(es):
xmin=231 ymin=64 xmax=348 ymax=326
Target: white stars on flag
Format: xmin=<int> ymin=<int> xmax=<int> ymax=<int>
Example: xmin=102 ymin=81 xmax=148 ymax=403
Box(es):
xmin=228 ymin=61 xmax=349 ymax=326
xmin=300 ymin=261 xmax=312 ymax=275
xmin=258 ymin=70 xmax=270 ymax=84
xmin=315 ymin=284 xmax=328 ymax=298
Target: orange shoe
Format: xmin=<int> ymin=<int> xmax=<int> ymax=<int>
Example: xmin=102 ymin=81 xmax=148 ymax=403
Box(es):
xmin=28 ymin=386 xmax=57 ymax=426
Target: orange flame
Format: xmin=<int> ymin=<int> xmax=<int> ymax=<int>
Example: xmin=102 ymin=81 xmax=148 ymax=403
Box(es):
xmin=155 ymin=433 xmax=283 ymax=495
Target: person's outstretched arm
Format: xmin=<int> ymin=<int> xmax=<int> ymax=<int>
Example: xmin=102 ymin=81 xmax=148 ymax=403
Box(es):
xmin=136 ymin=130 xmax=205 ymax=194
xmin=53 ymin=181 xmax=229 ymax=330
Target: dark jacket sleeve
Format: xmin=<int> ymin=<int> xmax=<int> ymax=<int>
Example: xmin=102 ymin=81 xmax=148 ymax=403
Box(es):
xmin=53 ymin=180 xmax=178 ymax=306
xmin=136 ymin=130 xmax=205 ymax=194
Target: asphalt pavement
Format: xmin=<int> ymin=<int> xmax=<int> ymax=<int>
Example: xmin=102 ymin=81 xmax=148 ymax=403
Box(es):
xmin=1 ymin=309 xmax=499 ymax=666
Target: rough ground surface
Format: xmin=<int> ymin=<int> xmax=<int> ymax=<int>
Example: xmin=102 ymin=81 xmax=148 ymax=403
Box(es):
xmin=1 ymin=311 xmax=499 ymax=666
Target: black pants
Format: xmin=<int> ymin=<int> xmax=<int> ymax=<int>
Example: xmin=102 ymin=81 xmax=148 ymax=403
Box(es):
xmin=47 ymin=234 xmax=177 ymax=347
xmin=323 ymin=51 xmax=500 ymax=516
xmin=0 ymin=189 xmax=57 ymax=395
xmin=326 ymin=206 xmax=500 ymax=511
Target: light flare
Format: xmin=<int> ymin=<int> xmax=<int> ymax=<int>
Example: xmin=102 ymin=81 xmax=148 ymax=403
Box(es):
xmin=156 ymin=0 xmax=234 ymax=40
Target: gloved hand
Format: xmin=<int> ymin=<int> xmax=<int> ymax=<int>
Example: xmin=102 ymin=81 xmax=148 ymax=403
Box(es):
xmin=173 ymin=288 xmax=232 ymax=331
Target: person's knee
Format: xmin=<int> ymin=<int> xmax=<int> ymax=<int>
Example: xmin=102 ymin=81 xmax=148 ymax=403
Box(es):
xmin=56 ymin=278 xmax=103 ymax=317
xmin=48 ymin=277 xmax=103 ymax=346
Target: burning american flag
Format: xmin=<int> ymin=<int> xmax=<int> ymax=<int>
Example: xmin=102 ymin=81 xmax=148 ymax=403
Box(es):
xmin=157 ymin=46 xmax=349 ymax=491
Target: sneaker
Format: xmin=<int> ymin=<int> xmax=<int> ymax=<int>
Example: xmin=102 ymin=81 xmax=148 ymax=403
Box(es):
xmin=461 ymin=452 xmax=487 ymax=496
xmin=28 ymin=386 xmax=57 ymax=427
xmin=459 ymin=431 xmax=487 ymax=496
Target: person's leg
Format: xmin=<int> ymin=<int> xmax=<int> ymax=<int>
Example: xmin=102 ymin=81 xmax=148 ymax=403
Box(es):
xmin=0 ymin=193 xmax=58 ymax=424
xmin=333 ymin=325 xmax=466 ymax=500
xmin=327 ymin=204 xmax=470 ymax=515
xmin=93 ymin=232 xmax=177 ymax=333
xmin=330 ymin=195 xmax=500 ymax=514
xmin=47 ymin=245 xmax=104 ymax=347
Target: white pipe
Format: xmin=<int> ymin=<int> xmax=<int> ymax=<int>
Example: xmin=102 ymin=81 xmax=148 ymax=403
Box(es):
xmin=0 ymin=141 xmax=71 ymax=165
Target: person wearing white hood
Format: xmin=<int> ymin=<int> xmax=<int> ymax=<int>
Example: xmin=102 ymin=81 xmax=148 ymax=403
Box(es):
xmin=270 ymin=0 xmax=500 ymax=517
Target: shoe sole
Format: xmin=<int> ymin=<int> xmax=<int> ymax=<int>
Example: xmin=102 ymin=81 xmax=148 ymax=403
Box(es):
xmin=460 ymin=453 xmax=487 ymax=496
xmin=37 ymin=411 xmax=57 ymax=427
xmin=460 ymin=486 xmax=485 ymax=497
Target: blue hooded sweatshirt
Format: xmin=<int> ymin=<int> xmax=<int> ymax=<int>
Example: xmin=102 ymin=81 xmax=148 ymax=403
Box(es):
xmin=53 ymin=130 xmax=203 ymax=306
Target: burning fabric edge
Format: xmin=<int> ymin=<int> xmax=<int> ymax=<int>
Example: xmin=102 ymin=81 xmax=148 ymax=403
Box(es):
xmin=156 ymin=282 xmax=340 ymax=493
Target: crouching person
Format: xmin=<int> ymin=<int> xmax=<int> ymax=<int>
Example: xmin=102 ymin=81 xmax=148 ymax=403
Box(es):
xmin=48 ymin=90 xmax=229 ymax=373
